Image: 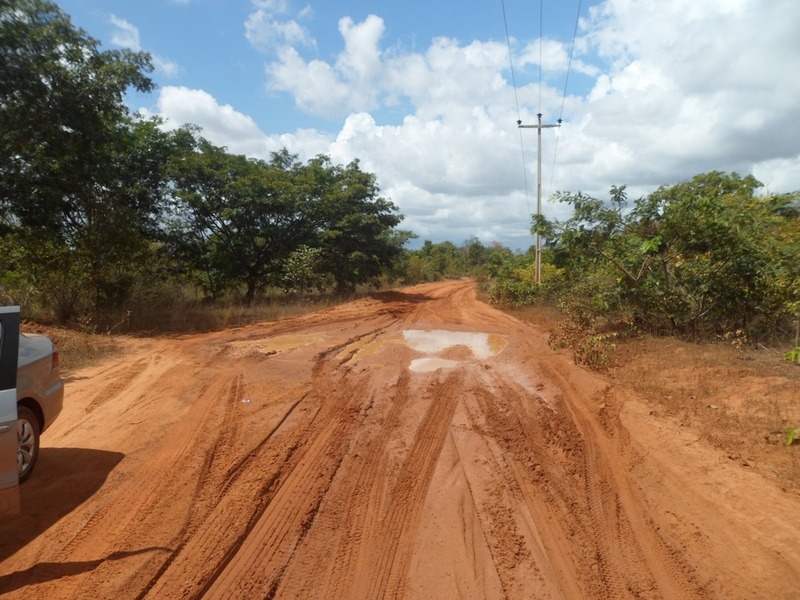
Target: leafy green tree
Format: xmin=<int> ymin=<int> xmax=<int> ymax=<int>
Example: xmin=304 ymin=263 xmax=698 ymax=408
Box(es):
xmin=0 ymin=0 xmax=154 ymax=235
xmin=537 ymin=172 xmax=800 ymax=338
xmin=168 ymin=140 xmax=311 ymax=303
xmin=0 ymin=0 xmax=163 ymax=320
xmin=299 ymin=156 xmax=411 ymax=293
xmin=416 ymin=240 xmax=464 ymax=279
xmin=281 ymin=245 xmax=328 ymax=294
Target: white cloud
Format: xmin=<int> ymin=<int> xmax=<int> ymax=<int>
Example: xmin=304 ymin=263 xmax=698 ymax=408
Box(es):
xmin=110 ymin=15 xmax=140 ymax=51
xmin=152 ymin=56 xmax=180 ymax=77
xmin=565 ymin=0 xmax=800 ymax=193
xmin=109 ymin=15 xmax=180 ymax=78
xmin=252 ymin=0 xmax=290 ymax=12
xmin=245 ymin=9 xmax=313 ymax=51
xmin=154 ymin=87 xmax=272 ymax=157
xmin=268 ymin=47 xmax=351 ymax=117
xmin=336 ymin=15 xmax=384 ymax=83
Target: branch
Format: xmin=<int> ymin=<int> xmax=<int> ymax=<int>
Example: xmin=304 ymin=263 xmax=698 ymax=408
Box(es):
xmin=600 ymin=250 xmax=642 ymax=286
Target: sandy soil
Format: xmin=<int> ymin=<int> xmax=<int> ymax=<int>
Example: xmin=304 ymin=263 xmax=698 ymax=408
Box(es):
xmin=1 ymin=280 xmax=798 ymax=599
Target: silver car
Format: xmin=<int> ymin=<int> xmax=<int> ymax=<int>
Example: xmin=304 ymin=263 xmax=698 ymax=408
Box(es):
xmin=0 ymin=307 xmax=64 ymax=489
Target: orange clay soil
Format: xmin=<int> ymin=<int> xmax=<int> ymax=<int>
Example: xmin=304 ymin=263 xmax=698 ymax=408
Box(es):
xmin=1 ymin=280 xmax=799 ymax=599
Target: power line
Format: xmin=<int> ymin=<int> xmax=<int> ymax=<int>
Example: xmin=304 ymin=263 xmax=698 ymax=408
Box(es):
xmin=501 ymin=0 xmax=531 ymax=214
xmin=538 ymin=0 xmax=543 ymax=114
xmin=559 ymin=0 xmax=583 ymax=123
xmin=501 ymin=0 xmax=522 ymax=121
xmin=550 ymin=0 xmax=584 ymax=199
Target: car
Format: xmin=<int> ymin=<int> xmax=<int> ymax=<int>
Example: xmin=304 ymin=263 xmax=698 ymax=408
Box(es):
xmin=0 ymin=306 xmax=64 ymax=489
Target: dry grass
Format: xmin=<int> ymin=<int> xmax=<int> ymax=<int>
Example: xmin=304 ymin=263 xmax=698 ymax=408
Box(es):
xmin=21 ymin=322 xmax=121 ymax=373
xmin=21 ymin=290 xmax=367 ymax=373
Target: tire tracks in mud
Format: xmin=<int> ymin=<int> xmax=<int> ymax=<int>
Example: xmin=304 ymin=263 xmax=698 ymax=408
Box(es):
xmin=476 ymin=351 xmax=707 ymax=599
xmin=193 ymin=283 xmax=709 ymax=599
xmin=141 ymin=374 xmax=321 ymax=599
xmin=549 ymin=363 xmax=708 ymax=600
xmin=355 ymin=373 xmax=461 ymax=600
xmin=442 ymin=330 xmax=710 ymax=600
xmin=111 ymin=371 xmax=250 ymax=594
xmin=83 ymin=358 xmax=150 ymax=415
xmin=196 ymin=333 xmax=386 ymax=599
xmin=197 ymin=322 xmax=465 ymax=600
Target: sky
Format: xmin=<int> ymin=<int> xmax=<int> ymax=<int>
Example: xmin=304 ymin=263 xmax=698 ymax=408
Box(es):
xmin=56 ymin=0 xmax=800 ymax=251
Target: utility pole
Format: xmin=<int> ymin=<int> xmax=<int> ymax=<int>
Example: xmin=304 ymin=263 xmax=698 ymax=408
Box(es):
xmin=518 ymin=114 xmax=561 ymax=284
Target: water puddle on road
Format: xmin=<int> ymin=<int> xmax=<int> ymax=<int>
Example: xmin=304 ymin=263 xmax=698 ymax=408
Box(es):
xmin=402 ymin=330 xmax=507 ymax=359
xmin=227 ymin=332 xmax=328 ymax=356
xmin=409 ymin=358 xmax=460 ymax=373
xmin=337 ymin=329 xmax=507 ymax=373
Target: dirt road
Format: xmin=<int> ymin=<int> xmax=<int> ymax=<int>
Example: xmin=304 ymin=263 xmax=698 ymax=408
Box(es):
xmin=1 ymin=280 xmax=798 ymax=599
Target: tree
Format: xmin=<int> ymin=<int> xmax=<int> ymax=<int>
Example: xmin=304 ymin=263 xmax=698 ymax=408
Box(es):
xmin=0 ymin=0 xmax=155 ymax=235
xmin=299 ymin=156 xmax=411 ymax=293
xmin=0 ymin=0 xmax=161 ymax=320
xmin=281 ymin=245 xmax=327 ymax=294
xmin=416 ymin=240 xmax=464 ymax=279
xmin=538 ymin=172 xmax=800 ymax=338
xmin=168 ymin=140 xmax=311 ymax=303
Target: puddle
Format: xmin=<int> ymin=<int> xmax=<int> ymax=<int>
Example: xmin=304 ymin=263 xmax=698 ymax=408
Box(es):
xmin=409 ymin=358 xmax=460 ymax=373
xmin=402 ymin=330 xmax=506 ymax=359
xmin=336 ymin=328 xmax=507 ymax=374
xmin=227 ymin=332 xmax=328 ymax=355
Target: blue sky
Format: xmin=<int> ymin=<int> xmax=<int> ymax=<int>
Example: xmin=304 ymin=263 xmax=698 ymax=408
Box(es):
xmin=56 ymin=0 xmax=800 ymax=250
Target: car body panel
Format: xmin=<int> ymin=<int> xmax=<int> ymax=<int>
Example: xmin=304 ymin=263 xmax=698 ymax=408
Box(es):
xmin=17 ymin=333 xmax=64 ymax=433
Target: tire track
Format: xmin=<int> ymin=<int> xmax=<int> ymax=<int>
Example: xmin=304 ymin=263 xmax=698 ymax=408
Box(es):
xmin=355 ymin=371 xmax=461 ymax=600
xmin=134 ymin=373 xmax=248 ymax=599
xmin=83 ymin=358 xmax=149 ymax=414
xmin=316 ymin=372 xmax=415 ymax=600
xmin=464 ymin=372 xmax=593 ymax=597
xmin=536 ymin=359 xmax=707 ymax=599
xmin=198 ymin=357 xmax=374 ymax=599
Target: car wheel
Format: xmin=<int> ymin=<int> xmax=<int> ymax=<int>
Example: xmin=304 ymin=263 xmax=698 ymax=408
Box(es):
xmin=17 ymin=406 xmax=40 ymax=483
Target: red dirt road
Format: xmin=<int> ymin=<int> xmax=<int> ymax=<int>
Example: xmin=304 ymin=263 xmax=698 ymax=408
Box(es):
xmin=1 ymin=280 xmax=798 ymax=599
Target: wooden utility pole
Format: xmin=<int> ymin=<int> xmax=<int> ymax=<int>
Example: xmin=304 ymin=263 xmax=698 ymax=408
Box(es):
xmin=518 ymin=114 xmax=561 ymax=284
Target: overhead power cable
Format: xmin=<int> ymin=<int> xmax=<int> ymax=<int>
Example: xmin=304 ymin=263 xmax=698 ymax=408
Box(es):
xmin=503 ymin=0 xmax=583 ymax=261
xmin=501 ymin=0 xmax=531 ymax=214
xmin=549 ymin=0 xmax=583 ymax=199
xmin=559 ymin=0 xmax=583 ymax=123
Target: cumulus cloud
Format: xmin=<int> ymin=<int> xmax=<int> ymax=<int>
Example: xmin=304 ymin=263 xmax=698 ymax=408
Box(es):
xmin=155 ymin=87 xmax=274 ymax=157
xmin=109 ymin=16 xmax=181 ymax=78
xmin=245 ymin=9 xmax=313 ymax=51
xmin=110 ymin=15 xmax=140 ymax=51
xmin=266 ymin=15 xmax=387 ymax=116
xmin=566 ymin=0 xmax=800 ymax=194
xmin=245 ymin=0 xmax=313 ymax=53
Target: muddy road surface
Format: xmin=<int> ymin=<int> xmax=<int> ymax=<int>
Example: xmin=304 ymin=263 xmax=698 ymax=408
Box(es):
xmin=1 ymin=280 xmax=798 ymax=599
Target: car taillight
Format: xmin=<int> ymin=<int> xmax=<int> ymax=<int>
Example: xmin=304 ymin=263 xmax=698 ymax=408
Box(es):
xmin=52 ymin=345 xmax=60 ymax=370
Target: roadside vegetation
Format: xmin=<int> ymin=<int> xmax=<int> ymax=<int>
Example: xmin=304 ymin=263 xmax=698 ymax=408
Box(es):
xmin=490 ymin=173 xmax=800 ymax=369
